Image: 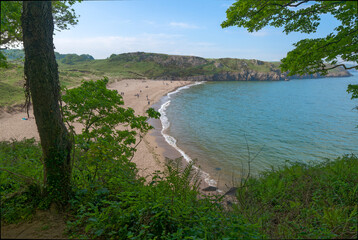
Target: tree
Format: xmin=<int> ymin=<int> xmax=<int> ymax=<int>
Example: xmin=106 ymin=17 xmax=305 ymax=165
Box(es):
xmin=221 ymin=0 xmax=358 ymax=75
xmin=62 ymin=78 xmax=160 ymax=189
xmin=1 ymin=1 xmax=79 ymax=67
xmin=22 ymin=1 xmax=72 ymax=206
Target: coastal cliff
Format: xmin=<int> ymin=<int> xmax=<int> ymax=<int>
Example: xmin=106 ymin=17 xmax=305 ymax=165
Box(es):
xmin=161 ymin=69 xmax=351 ymax=81
xmin=107 ymin=52 xmax=352 ymax=81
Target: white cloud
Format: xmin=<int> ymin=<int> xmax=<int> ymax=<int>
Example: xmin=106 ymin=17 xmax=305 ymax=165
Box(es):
xmin=53 ymin=33 xmax=214 ymax=59
xmin=169 ymin=22 xmax=199 ymax=29
xmin=53 ymin=31 xmax=286 ymax=61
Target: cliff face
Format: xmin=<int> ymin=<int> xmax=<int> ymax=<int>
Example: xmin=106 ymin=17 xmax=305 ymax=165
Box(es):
xmin=159 ymin=70 xmax=284 ymax=81
xmin=158 ymin=70 xmax=352 ymax=81
xmin=108 ymin=52 xmax=352 ymax=81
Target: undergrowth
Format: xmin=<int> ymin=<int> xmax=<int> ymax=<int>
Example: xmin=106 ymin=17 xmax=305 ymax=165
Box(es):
xmin=233 ymin=155 xmax=358 ymax=239
xmin=0 ymin=138 xmax=43 ymax=223
xmin=1 ymin=139 xmax=357 ymax=239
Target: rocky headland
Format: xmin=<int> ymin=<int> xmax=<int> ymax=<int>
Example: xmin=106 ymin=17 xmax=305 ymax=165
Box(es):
xmin=107 ymin=52 xmax=352 ymax=81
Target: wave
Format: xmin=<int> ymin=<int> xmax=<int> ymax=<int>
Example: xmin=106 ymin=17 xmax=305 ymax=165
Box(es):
xmin=158 ymin=81 xmax=218 ymax=187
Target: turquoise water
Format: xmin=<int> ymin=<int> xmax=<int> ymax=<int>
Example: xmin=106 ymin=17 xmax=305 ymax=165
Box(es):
xmin=163 ymin=74 xmax=358 ymax=188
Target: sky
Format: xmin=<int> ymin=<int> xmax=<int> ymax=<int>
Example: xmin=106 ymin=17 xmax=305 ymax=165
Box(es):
xmin=53 ymin=0 xmax=341 ymax=61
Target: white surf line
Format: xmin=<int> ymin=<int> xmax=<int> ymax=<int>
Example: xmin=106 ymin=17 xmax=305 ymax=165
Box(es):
xmin=158 ymin=81 xmax=218 ymax=188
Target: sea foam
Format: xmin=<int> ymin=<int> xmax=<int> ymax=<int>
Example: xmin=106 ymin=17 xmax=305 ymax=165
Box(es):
xmin=159 ymin=81 xmax=218 ymax=187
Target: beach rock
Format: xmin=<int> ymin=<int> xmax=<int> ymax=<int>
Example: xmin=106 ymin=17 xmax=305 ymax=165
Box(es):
xmin=224 ymin=187 xmax=238 ymax=196
xmin=214 ymin=62 xmax=223 ymax=68
xmin=157 ymin=68 xmax=351 ymax=81
xmin=202 ymin=186 xmax=218 ymax=192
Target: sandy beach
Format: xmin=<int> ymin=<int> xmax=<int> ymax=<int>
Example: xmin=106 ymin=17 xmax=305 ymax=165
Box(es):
xmin=0 ymin=79 xmax=191 ymax=181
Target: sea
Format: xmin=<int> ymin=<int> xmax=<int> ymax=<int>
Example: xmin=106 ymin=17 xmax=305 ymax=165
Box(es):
xmin=158 ymin=72 xmax=358 ymax=189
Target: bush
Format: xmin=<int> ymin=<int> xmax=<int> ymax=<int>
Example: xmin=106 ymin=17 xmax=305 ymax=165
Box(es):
xmin=233 ymin=154 xmax=358 ymax=239
xmin=0 ymin=138 xmax=43 ymax=223
xmin=62 ymin=77 xmax=159 ymax=191
xmin=67 ymin=158 xmax=261 ymax=239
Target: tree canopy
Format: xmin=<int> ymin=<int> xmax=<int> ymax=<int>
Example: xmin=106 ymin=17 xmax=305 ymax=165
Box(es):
xmin=0 ymin=1 xmax=80 ymax=67
xmin=222 ymin=0 xmax=358 ymax=76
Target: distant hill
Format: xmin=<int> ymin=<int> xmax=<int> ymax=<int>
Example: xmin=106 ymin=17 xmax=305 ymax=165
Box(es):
xmin=1 ymin=50 xmax=351 ymax=80
xmin=1 ymin=49 xmax=24 ymax=61
xmin=1 ymin=49 xmax=94 ymax=64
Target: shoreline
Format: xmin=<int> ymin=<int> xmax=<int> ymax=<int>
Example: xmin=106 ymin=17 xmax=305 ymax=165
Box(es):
xmin=0 ymin=78 xmax=216 ymax=191
xmin=150 ymin=81 xmax=223 ymax=193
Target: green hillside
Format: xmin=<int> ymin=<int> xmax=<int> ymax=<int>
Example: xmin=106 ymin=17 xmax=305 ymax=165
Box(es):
xmin=57 ymin=52 xmax=283 ymax=79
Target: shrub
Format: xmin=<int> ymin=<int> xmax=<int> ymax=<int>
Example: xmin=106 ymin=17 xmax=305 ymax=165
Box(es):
xmin=62 ymin=77 xmax=159 ymax=191
xmin=67 ymin=158 xmax=261 ymax=239
xmin=0 ymin=138 xmax=43 ymax=223
xmin=233 ymin=154 xmax=358 ymax=239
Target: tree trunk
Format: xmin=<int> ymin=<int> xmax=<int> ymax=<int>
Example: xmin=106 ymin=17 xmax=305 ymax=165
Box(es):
xmin=22 ymin=1 xmax=72 ymax=206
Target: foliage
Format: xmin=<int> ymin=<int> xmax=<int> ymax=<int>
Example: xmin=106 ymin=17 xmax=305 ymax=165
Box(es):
xmin=1 ymin=49 xmax=24 ymax=62
xmin=0 ymin=1 xmax=22 ymax=47
xmin=67 ymin=158 xmax=261 ymax=239
xmin=1 ymin=130 xmax=357 ymax=238
xmin=62 ymin=78 xmax=160 ymax=190
xmin=60 ymin=54 xmax=94 ymax=65
xmin=1 ymin=1 xmax=80 ymax=46
xmin=347 ymin=84 xmax=358 ymax=125
xmin=347 ymin=84 xmax=358 ymax=100
xmin=233 ymin=154 xmax=358 ymax=239
xmin=222 ymin=0 xmax=358 ymax=75
xmin=0 ymin=0 xmax=81 ymax=68
xmin=0 ymin=139 xmax=43 ymax=223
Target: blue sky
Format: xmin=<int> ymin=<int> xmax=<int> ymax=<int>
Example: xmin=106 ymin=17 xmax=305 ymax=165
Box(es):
xmin=53 ymin=0 xmax=340 ymax=61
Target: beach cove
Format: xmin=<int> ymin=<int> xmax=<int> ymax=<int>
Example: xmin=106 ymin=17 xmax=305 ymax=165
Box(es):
xmin=1 ymin=75 xmax=357 ymax=192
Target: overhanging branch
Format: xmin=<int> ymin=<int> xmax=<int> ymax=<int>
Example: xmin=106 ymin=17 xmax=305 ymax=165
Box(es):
xmin=324 ymin=64 xmax=358 ymax=71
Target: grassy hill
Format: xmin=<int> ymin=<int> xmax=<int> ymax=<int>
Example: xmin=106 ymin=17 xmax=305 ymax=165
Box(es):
xmin=57 ymin=52 xmax=284 ymax=80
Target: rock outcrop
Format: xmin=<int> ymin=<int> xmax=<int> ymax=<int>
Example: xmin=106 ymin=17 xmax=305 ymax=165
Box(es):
xmin=157 ymin=69 xmax=351 ymax=81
